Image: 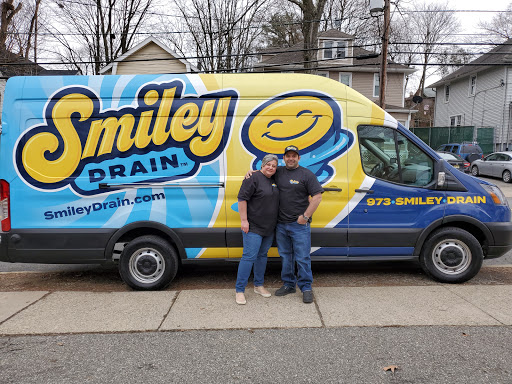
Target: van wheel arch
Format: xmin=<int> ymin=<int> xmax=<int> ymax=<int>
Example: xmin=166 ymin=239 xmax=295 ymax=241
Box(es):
xmin=105 ymin=221 xmax=187 ymax=261
xmin=414 ymin=217 xmax=490 ymax=258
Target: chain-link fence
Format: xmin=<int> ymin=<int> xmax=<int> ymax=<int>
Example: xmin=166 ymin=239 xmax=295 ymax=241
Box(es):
xmin=410 ymin=126 xmax=494 ymax=155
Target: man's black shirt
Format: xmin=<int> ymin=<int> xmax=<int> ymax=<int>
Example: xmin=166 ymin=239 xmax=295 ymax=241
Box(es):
xmin=274 ymin=166 xmax=324 ymax=223
xmin=237 ymin=171 xmax=279 ymax=236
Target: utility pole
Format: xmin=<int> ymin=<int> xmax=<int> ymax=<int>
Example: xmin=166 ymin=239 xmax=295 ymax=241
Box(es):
xmin=379 ymin=0 xmax=390 ymax=109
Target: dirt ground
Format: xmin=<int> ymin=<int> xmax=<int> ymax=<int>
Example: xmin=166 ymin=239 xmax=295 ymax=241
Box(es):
xmin=1 ymin=262 xmax=512 ymax=292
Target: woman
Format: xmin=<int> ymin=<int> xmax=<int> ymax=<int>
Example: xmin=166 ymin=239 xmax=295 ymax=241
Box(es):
xmin=235 ymin=154 xmax=279 ymax=305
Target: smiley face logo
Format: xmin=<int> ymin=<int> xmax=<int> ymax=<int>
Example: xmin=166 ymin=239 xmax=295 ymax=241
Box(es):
xmin=246 ymin=95 xmax=334 ymax=154
xmin=241 ymin=90 xmax=354 ymax=184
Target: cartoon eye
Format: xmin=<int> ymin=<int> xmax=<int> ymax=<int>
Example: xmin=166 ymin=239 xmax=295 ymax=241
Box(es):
xmin=296 ymin=110 xmax=312 ymax=118
xmin=267 ymin=119 xmax=283 ymax=128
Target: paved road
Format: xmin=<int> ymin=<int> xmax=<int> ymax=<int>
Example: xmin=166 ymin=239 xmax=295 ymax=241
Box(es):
xmin=1 ymin=327 xmax=511 ymax=383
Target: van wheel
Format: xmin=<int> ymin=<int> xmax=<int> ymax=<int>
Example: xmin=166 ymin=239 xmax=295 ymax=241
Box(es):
xmin=503 ymin=170 xmax=511 ymax=183
xmin=119 ymin=235 xmax=178 ymax=290
xmin=420 ymin=227 xmax=483 ymax=283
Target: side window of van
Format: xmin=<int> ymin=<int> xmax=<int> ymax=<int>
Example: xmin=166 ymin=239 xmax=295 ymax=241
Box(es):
xmin=358 ymin=125 xmax=434 ymax=187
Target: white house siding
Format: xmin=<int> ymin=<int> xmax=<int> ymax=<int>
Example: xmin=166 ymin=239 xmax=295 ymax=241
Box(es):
xmin=434 ymin=68 xmax=506 ymax=146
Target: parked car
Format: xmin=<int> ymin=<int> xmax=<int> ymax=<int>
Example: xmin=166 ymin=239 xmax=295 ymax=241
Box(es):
xmin=436 ymin=151 xmax=470 ymax=173
xmin=471 ymin=151 xmax=512 ymax=182
xmin=436 ymin=142 xmax=483 ymax=162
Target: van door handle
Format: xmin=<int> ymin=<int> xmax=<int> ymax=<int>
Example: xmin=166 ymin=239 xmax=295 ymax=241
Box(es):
xmin=355 ymin=189 xmax=374 ymax=194
xmin=323 ymin=187 xmax=342 ymax=192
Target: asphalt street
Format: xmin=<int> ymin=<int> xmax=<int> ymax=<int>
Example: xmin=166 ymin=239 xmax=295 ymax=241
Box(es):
xmin=1 ymin=327 xmax=511 ymax=383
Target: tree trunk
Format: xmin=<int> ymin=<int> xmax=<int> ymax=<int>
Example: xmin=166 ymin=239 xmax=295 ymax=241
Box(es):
xmin=24 ymin=0 xmax=41 ymax=59
xmin=0 ymin=0 xmax=22 ymax=50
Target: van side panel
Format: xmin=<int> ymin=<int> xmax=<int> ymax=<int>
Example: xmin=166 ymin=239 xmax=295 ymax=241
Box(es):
xmin=5 ymin=75 xmax=237 ymax=260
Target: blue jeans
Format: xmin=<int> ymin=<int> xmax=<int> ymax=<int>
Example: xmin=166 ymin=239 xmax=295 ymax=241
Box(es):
xmin=235 ymin=231 xmax=274 ymax=292
xmin=276 ymin=221 xmax=313 ymax=292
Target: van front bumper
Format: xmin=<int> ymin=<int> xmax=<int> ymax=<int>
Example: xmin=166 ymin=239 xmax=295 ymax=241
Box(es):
xmin=485 ymin=222 xmax=512 ymax=259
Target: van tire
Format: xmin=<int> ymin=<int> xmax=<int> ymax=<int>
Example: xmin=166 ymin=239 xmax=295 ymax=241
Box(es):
xmin=119 ymin=235 xmax=178 ymax=290
xmin=471 ymin=165 xmax=479 ymax=176
xmin=503 ymin=170 xmax=511 ymax=183
xmin=420 ymin=227 xmax=483 ymax=283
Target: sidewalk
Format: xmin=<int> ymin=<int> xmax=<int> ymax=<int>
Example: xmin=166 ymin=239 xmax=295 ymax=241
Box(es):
xmin=1 ymin=284 xmax=511 ymax=335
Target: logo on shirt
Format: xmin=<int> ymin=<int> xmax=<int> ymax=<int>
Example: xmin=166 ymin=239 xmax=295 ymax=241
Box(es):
xmin=272 ymin=183 xmax=277 ymax=187
xmin=289 ymin=179 xmax=299 ymax=184
xmin=240 ymin=90 xmax=354 ymax=184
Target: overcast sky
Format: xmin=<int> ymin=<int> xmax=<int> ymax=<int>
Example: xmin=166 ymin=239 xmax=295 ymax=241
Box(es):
xmin=444 ymin=1 xmax=510 ymax=33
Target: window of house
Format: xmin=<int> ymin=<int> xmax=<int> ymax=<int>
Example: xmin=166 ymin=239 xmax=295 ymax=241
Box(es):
xmin=339 ymin=73 xmax=352 ymax=87
xmin=373 ymin=73 xmax=380 ymax=97
xmin=469 ymin=75 xmax=477 ymax=96
xmin=323 ymin=41 xmax=348 ymax=59
xmin=444 ymin=84 xmax=450 ymax=102
xmin=317 ymin=71 xmax=329 ymax=77
xmin=450 ymin=115 xmax=462 ymax=127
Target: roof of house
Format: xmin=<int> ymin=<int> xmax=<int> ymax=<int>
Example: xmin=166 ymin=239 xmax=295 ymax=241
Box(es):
xmin=256 ymin=29 xmax=414 ymax=73
xmin=39 ymin=69 xmax=80 ymax=76
xmin=0 ymin=49 xmax=44 ymax=77
xmin=99 ymin=37 xmax=199 ymax=74
xmin=0 ymin=49 xmax=79 ymax=78
xmin=429 ymin=38 xmax=512 ymax=88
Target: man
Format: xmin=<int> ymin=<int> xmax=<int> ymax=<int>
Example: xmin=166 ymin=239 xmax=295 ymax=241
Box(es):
xmin=272 ymin=145 xmax=323 ymax=303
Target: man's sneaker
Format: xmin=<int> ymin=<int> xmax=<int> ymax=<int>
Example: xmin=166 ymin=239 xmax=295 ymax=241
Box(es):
xmin=303 ymin=290 xmax=314 ymax=304
xmin=275 ymin=285 xmax=296 ymax=296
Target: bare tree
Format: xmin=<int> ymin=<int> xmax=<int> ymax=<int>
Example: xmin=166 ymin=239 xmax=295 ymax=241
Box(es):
xmin=404 ymin=1 xmax=460 ymax=96
xmin=0 ymin=0 xmax=22 ymax=50
xmin=24 ymin=0 xmax=40 ymax=59
xmin=262 ymin=9 xmax=302 ymax=48
xmin=321 ymin=0 xmax=374 ymax=40
xmin=286 ymin=0 xmax=328 ymax=72
xmin=169 ymin=0 xmax=269 ymax=72
xmin=48 ymin=0 xmax=154 ymax=74
xmin=478 ymin=3 xmax=512 ymax=44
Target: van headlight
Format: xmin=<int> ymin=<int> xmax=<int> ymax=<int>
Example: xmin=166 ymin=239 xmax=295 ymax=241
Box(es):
xmin=481 ymin=184 xmax=508 ymax=206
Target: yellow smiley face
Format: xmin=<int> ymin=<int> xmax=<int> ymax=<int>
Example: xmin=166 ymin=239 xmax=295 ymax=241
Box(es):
xmin=247 ymin=96 xmax=334 ymax=153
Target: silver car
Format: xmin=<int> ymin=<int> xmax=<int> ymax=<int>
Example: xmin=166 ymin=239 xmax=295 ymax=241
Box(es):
xmin=471 ymin=151 xmax=512 ymax=182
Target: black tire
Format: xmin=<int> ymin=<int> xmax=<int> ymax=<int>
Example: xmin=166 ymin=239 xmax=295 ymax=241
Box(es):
xmin=119 ymin=235 xmax=179 ymax=290
xmin=419 ymin=227 xmax=483 ymax=283
xmin=471 ymin=165 xmax=479 ymax=176
xmin=503 ymin=170 xmax=512 ymax=183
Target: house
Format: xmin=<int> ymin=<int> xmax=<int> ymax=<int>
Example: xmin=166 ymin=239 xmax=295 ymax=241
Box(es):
xmin=405 ymin=88 xmax=436 ymax=128
xmin=429 ymin=38 xmax=512 ymax=150
xmin=0 ymin=49 xmax=78 ymax=123
xmin=254 ymin=29 xmax=417 ymax=127
xmin=99 ymin=37 xmax=198 ymax=75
